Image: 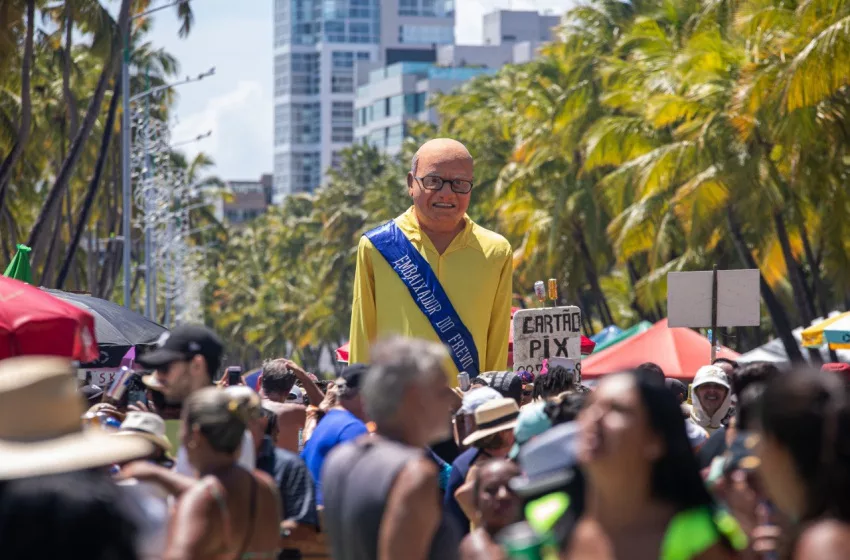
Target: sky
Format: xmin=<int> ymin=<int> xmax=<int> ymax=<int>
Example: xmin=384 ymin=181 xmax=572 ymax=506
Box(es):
xmin=146 ymin=0 xmax=573 ymax=181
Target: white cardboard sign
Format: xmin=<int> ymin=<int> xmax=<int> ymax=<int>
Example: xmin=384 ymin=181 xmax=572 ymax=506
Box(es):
xmin=667 ymin=269 xmax=760 ymax=328
xmin=513 ymin=306 xmax=582 ymax=374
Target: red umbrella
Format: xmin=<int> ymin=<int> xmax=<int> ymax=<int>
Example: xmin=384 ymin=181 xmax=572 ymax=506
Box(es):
xmin=336 ymin=307 xmax=596 ymax=364
xmin=581 ymin=319 xmax=740 ymax=381
xmin=0 ymin=277 xmax=99 ymax=362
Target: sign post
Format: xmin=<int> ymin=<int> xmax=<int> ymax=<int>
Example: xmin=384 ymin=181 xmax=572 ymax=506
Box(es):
xmin=667 ymin=269 xmax=760 ymax=362
xmin=512 ymin=306 xmax=582 ymax=374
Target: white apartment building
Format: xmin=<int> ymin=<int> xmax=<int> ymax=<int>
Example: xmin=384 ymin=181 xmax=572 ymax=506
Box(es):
xmin=355 ymin=10 xmax=562 ymax=155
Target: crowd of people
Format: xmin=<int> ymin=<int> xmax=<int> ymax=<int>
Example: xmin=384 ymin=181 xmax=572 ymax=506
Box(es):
xmin=2 ymin=322 xmax=850 ymax=560
xmin=3 ymin=138 xmax=850 ymax=559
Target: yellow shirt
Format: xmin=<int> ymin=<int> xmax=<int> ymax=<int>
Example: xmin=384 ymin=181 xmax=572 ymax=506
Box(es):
xmin=349 ymin=207 xmax=513 ymax=385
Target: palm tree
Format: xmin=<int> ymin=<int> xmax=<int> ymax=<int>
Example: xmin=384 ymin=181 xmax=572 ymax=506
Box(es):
xmin=0 ymin=0 xmax=35 ymax=215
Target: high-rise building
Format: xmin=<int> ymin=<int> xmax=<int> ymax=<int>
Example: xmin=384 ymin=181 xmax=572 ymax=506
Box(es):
xmin=272 ymin=0 xmax=455 ymax=202
xmin=355 ymin=10 xmax=561 ymax=155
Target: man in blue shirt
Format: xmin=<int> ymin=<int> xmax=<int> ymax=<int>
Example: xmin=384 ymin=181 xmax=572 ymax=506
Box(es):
xmin=301 ymin=364 xmax=369 ymax=505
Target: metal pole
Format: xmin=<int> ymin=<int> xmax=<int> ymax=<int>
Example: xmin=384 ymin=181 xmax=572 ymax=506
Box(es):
xmin=143 ymin=68 xmax=153 ymax=319
xmin=164 ymin=219 xmax=172 ymax=326
xmin=121 ymin=33 xmax=132 ymax=309
xmin=710 ymin=265 xmax=718 ymax=363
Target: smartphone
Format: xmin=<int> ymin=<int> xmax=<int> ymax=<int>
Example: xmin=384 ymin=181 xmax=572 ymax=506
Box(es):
xmin=226 ymin=366 xmax=243 ymax=386
xmin=458 ymin=372 xmax=470 ymax=391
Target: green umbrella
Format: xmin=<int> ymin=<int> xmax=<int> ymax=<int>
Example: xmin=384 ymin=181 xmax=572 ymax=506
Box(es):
xmin=3 ymin=244 xmax=33 ymax=285
xmin=592 ymin=320 xmax=653 ymax=353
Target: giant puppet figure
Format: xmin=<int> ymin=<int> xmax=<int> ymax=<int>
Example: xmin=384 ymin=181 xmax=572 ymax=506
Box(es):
xmin=349 ymin=139 xmax=512 ymax=385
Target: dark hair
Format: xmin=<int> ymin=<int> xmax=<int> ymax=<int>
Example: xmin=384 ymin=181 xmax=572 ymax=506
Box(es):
xmin=636 ymin=362 xmax=666 ymax=385
xmin=627 ymin=371 xmax=724 ymax=516
xmin=732 ymin=362 xmax=780 ymax=397
xmin=261 ymin=359 xmax=297 ymax=396
xmin=261 ymin=407 xmax=278 ymax=438
xmin=532 ymin=366 xmax=576 ymax=401
xmin=758 ymin=368 xmax=850 ymax=523
xmin=545 ymin=392 xmax=587 ymax=425
xmin=735 ymin=383 xmax=766 ymax=431
xmin=185 ymin=387 xmax=259 ymax=454
xmin=0 ymin=470 xmax=139 ymax=560
xmin=712 ymin=358 xmax=740 ymax=371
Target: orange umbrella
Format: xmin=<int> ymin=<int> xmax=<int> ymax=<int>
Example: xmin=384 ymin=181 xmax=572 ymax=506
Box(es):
xmin=581 ymin=319 xmax=740 ymax=381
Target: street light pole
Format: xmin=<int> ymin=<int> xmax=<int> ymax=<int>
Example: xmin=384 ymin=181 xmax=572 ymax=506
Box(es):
xmin=120 ymin=0 xmax=202 ymax=310
xmin=121 ymin=29 xmax=132 ymax=309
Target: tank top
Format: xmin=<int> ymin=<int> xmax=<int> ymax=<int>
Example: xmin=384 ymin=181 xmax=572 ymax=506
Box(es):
xmin=322 ymin=437 xmax=460 ymax=560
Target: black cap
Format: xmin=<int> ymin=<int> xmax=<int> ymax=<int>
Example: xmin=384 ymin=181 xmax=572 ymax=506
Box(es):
xmin=340 ymin=363 xmax=369 ymax=391
xmin=137 ymin=324 xmax=223 ymax=376
xmin=489 ymin=371 xmax=523 ymax=404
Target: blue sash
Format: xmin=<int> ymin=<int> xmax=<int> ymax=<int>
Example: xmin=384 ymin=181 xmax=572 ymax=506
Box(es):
xmin=366 ymin=221 xmax=480 ymax=377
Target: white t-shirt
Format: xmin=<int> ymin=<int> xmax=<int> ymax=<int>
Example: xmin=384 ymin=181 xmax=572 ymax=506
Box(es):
xmin=175 ymin=430 xmax=255 ymax=476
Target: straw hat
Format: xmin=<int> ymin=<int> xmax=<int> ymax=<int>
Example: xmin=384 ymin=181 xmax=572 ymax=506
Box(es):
xmin=0 ymin=356 xmax=154 ymax=480
xmin=116 ymin=411 xmax=172 ymax=453
xmin=462 ymin=397 xmax=520 ymax=446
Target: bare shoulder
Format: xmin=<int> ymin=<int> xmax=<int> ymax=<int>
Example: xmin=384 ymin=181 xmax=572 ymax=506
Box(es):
xmin=795 ymin=519 xmax=850 ymax=560
xmin=563 ymin=518 xmax=614 ymax=560
xmin=176 ymin=480 xmax=216 ymax=517
xmin=392 ymin=457 xmax=438 ymax=497
xmin=460 ymin=529 xmax=503 ymax=560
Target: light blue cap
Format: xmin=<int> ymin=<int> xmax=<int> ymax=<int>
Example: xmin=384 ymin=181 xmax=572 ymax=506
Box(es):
xmin=509 ymin=402 xmax=552 ymax=459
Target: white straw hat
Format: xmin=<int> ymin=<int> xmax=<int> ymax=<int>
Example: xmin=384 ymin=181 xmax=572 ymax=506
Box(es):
xmin=0 ymin=356 xmax=154 ymax=480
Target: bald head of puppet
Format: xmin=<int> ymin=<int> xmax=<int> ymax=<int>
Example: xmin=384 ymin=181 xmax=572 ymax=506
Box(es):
xmin=407 ymin=139 xmax=474 ymax=233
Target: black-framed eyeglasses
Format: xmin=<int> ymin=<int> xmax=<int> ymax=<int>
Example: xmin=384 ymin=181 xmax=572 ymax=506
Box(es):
xmin=415 ymin=175 xmax=474 ymax=194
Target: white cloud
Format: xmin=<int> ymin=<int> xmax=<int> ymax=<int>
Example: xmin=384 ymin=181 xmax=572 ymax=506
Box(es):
xmin=171 ymin=80 xmax=271 ymax=181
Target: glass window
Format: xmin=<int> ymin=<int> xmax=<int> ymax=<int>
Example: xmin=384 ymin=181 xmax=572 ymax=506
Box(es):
xmin=404 ymin=92 xmax=427 ymax=114
xmin=331 ymin=101 xmax=354 ymax=143
xmin=371 ymin=99 xmax=386 ymax=120
xmin=388 ymin=95 xmax=404 ymax=117
xmin=387 ymin=124 xmax=404 ymax=148
xmin=357 ymin=51 xmax=370 ymax=60
xmin=331 ymin=51 xmax=355 ymax=93
xmin=349 ymin=21 xmax=373 ymax=44
xmin=292 ymin=0 xmax=318 ymax=45
xmin=325 ymin=20 xmax=346 ymax=42
xmin=276 ymin=103 xmax=321 ymax=145
xmin=367 ymin=129 xmax=385 ymax=148
xmin=274 ymin=0 xmax=290 ymax=47
xmin=398 ymin=0 xmax=452 ymax=17
xmin=275 ymin=53 xmax=320 ymax=96
xmin=399 ymin=24 xmax=454 ymax=45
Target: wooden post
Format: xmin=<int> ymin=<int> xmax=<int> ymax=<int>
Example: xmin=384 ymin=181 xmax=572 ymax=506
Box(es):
xmin=711 ymin=265 xmax=718 ymax=363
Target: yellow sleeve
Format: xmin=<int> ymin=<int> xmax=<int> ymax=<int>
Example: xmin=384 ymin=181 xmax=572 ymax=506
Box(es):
xmin=349 ymin=236 xmax=376 ymax=365
xmin=485 ymin=246 xmax=513 ymax=371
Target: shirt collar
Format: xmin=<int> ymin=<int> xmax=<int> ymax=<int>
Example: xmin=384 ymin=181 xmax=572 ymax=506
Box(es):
xmin=396 ymin=206 xmax=478 ymax=254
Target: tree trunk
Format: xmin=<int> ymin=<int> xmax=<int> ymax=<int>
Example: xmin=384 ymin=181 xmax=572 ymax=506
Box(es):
xmin=773 ymin=212 xmax=822 ymax=364
xmin=26 ymin=1 xmax=127 ymax=261
xmin=728 ymin=208 xmax=804 ymax=362
xmin=39 ymin=210 xmax=65 ymax=286
xmin=57 ymin=77 xmax=122 ymax=290
xmin=63 ymin=0 xmax=80 ymax=139
xmin=0 ymin=0 xmax=36 ymax=215
xmin=626 ymin=259 xmax=653 ymax=322
xmin=574 ymin=224 xmax=614 ymax=325
xmin=799 ymin=220 xmax=830 ymax=318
